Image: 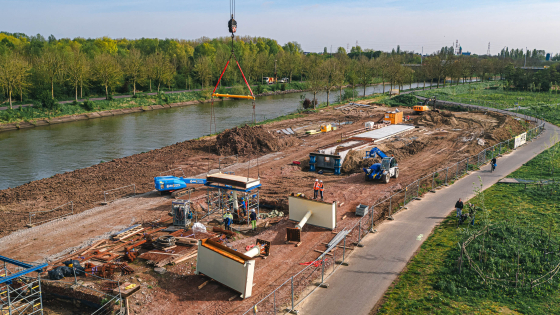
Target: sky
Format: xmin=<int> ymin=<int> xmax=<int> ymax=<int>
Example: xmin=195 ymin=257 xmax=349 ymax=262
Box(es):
xmin=2 ymin=0 xmax=560 ymax=55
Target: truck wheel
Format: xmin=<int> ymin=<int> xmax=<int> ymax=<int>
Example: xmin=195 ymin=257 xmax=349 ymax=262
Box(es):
xmin=393 ymin=169 xmax=399 ymax=178
xmin=383 ymin=175 xmax=390 ymax=184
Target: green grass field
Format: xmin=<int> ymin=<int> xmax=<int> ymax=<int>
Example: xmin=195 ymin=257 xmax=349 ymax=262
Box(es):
xmin=378 ymin=127 xmax=560 ymax=314
xmin=414 ymin=82 xmax=560 ymax=110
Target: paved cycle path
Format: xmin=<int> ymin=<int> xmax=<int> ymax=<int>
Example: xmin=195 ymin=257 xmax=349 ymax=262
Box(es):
xmin=298 ymin=107 xmax=558 ymax=315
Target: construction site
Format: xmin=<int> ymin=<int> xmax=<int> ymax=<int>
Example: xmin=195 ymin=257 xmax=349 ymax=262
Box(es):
xmin=0 ymin=91 xmax=532 ymax=314
xmin=0 ymin=2 xmax=537 ymax=314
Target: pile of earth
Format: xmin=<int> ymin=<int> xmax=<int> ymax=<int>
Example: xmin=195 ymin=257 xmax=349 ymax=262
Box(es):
xmin=342 ymin=149 xmax=379 ymax=173
xmin=415 ymin=110 xmax=458 ymax=128
xmin=216 ymin=125 xmax=300 ymax=156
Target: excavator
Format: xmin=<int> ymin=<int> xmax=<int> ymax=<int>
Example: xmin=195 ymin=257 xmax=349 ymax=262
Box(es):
xmin=413 ymin=96 xmax=439 ymax=114
xmin=363 ymin=148 xmax=399 ymax=183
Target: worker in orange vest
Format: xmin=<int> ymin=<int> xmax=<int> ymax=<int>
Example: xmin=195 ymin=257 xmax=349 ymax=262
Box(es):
xmin=319 ymin=180 xmax=324 ymax=201
xmin=313 ymin=179 xmax=320 ymax=199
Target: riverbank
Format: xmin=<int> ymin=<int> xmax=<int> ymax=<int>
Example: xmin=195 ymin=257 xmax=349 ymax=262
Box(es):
xmin=0 ymin=79 xmax=399 ymax=132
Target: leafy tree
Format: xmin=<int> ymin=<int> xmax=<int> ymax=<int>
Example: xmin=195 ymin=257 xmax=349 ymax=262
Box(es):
xmin=194 ymin=56 xmax=212 ymax=89
xmin=0 ymin=53 xmax=31 ymax=108
xmin=122 ymin=48 xmax=145 ymax=95
xmin=356 ymin=55 xmax=373 ymax=96
xmin=66 ymin=51 xmax=89 ymax=101
xmin=92 ymin=53 xmax=122 ymax=99
xmin=35 ymin=48 xmax=66 ymax=98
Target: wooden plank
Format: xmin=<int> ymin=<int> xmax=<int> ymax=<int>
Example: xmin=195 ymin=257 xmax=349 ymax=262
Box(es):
xmin=173 ymin=251 xmax=198 ymax=264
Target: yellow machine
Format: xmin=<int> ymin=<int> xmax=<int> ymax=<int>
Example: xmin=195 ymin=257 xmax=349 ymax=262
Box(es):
xmin=384 ymin=111 xmax=403 ymax=124
xmin=320 ymin=124 xmax=332 ymax=132
xmin=413 ymin=105 xmax=430 ymax=114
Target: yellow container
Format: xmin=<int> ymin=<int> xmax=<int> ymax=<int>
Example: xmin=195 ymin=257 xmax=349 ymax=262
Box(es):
xmin=384 ymin=111 xmax=403 ymax=124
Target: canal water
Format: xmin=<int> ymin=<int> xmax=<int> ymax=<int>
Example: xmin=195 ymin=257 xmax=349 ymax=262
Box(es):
xmin=0 ymin=83 xmax=441 ymax=190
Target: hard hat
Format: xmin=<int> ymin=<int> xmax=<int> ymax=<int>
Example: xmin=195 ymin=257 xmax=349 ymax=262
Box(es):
xmin=251 ymin=209 xmax=255 ymax=212
xmin=320 ymin=180 xmax=323 ymax=183
xmin=315 ymin=179 xmax=318 ymax=181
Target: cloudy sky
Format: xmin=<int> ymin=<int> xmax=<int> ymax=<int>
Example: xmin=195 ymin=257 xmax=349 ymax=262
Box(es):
xmin=3 ymin=0 xmax=560 ymax=55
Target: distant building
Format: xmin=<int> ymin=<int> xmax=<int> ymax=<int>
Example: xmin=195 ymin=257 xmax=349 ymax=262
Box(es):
xmin=546 ymin=53 xmax=551 ymax=61
xmin=461 ymin=52 xmax=471 ymax=56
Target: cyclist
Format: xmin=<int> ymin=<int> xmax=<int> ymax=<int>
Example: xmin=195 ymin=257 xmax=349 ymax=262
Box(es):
xmin=491 ymin=157 xmax=497 ymax=172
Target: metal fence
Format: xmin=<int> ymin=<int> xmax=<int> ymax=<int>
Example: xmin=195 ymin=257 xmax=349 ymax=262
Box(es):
xmin=239 ymin=100 xmax=546 ymax=314
xmin=28 ymin=201 xmax=74 ymax=226
xmin=103 ymin=184 xmax=137 ymax=204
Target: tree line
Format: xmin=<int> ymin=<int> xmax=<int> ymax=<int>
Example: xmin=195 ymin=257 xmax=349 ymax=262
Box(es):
xmin=0 ymin=31 xmax=557 ymax=109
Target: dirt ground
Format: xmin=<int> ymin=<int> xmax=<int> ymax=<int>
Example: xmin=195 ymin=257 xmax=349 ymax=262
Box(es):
xmin=0 ymin=101 xmax=529 ymax=314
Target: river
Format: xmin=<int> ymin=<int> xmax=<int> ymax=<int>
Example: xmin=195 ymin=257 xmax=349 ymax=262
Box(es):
xmin=0 ymin=82 xmax=441 ymax=190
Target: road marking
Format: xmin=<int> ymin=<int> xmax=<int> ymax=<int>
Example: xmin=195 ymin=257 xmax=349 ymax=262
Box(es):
xmin=416 ymin=234 xmax=424 ymax=241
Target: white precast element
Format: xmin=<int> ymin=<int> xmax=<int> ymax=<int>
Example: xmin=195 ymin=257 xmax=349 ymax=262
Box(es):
xmin=196 ymin=239 xmax=256 ymax=298
xmin=244 ymin=246 xmax=261 ymax=258
xmin=514 ymin=132 xmax=527 ymax=149
xmin=352 ymin=124 xmax=415 ymax=141
xmin=296 ymin=210 xmax=313 ymax=229
xmin=365 ymin=121 xmax=375 ymax=129
xmin=288 ymin=196 xmax=336 ymax=230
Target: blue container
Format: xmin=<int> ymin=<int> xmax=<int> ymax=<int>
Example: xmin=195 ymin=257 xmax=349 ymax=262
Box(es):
xmin=309 ymin=154 xmax=316 ymax=172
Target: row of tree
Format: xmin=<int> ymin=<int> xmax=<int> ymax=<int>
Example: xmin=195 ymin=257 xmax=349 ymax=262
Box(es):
xmin=0 ymin=32 xmax=557 ymax=109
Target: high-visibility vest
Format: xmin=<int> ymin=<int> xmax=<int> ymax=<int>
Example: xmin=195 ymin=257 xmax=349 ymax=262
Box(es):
xmin=319 ymin=183 xmax=324 ymax=191
xmin=313 ymin=182 xmax=320 ymax=190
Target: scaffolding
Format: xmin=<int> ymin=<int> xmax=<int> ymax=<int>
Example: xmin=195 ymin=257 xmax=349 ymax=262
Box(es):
xmin=0 ymin=256 xmax=47 ymax=315
xmin=205 ymin=173 xmax=261 ymax=225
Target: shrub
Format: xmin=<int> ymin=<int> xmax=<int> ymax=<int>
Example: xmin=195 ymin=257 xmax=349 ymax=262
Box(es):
xmin=280 ymin=83 xmax=287 ymax=91
xmin=81 ymin=99 xmax=95 ymax=111
xmin=302 ymin=98 xmax=318 ymax=109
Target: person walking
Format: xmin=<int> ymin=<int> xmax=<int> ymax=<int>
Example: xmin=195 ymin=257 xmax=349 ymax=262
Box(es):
xmin=250 ymin=209 xmax=257 ymax=231
xmin=455 ymin=198 xmax=464 ymax=219
xmin=223 ymin=210 xmax=233 ymax=231
xmin=491 ymin=157 xmax=497 ymax=172
xmin=313 ymin=179 xmax=320 ymax=199
xmin=319 ymin=180 xmax=324 ymax=201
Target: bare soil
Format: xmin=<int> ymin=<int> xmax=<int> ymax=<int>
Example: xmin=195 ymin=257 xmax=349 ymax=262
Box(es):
xmin=0 ymin=101 xmax=529 ymax=314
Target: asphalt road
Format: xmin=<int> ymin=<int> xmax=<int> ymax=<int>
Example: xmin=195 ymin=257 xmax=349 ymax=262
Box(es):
xmin=297 ymin=104 xmax=558 ymax=315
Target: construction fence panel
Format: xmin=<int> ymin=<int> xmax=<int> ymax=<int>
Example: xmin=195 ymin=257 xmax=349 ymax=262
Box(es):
xmin=29 ymin=201 xmax=74 ymax=226
xmin=418 ymin=174 xmax=434 ymax=195
xmin=103 ymin=184 xmax=136 ymax=204
xmin=390 ymin=190 xmax=407 ymax=216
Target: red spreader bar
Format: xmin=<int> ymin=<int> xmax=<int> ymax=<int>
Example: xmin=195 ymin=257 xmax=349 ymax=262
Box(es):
xmin=212 ymin=54 xmax=255 ymax=100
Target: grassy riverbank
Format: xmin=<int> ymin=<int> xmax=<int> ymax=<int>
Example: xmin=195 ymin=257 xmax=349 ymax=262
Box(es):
xmin=0 ymin=82 xmax=311 ymax=124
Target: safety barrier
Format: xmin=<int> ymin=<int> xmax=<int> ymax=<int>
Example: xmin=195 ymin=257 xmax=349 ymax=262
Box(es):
xmin=28 ymin=201 xmax=74 ymax=226
xmin=240 ymin=100 xmax=546 ymax=314
xmin=103 ymin=184 xmax=136 ymax=204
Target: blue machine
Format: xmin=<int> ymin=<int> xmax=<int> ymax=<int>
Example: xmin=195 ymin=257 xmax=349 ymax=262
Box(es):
xmin=364 ymin=147 xmax=388 ymax=159
xmin=154 ymin=176 xmax=207 ymax=192
xmin=363 ymin=148 xmax=399 ymax=183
